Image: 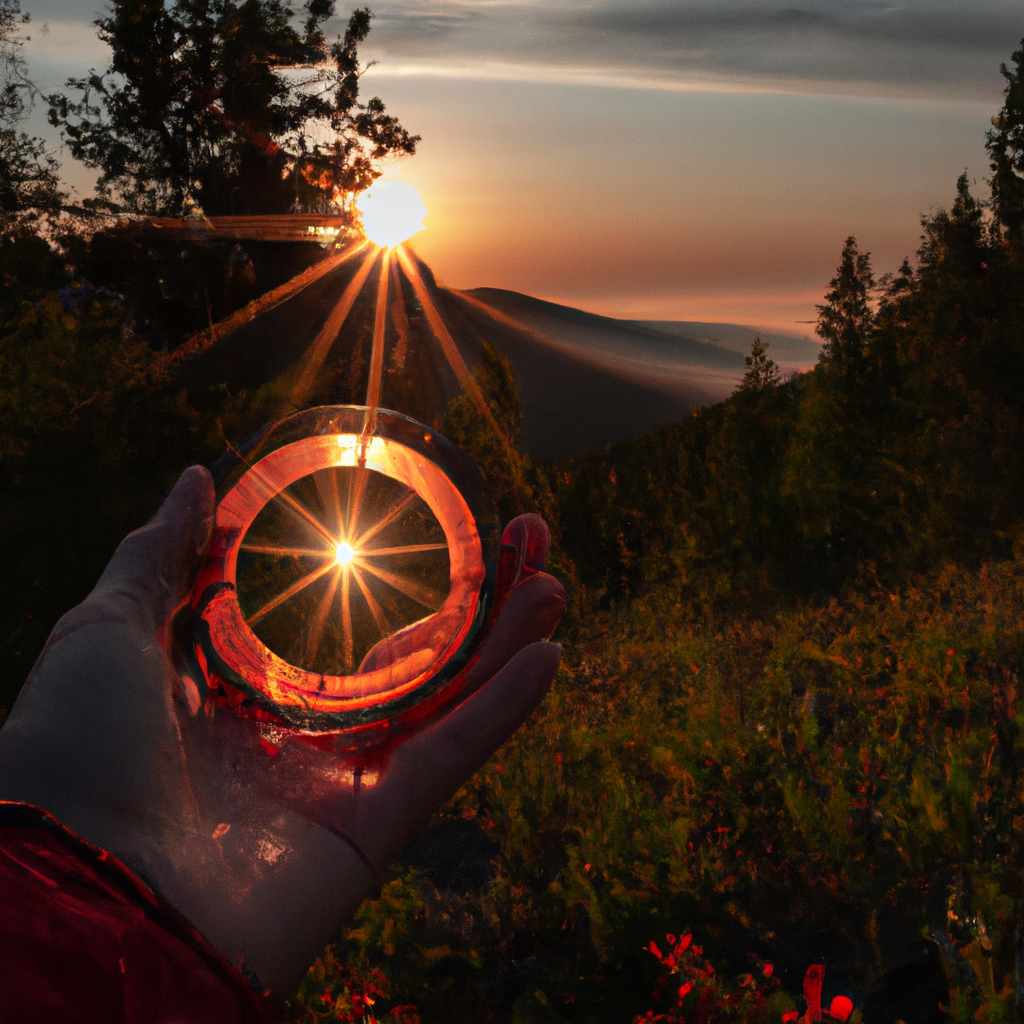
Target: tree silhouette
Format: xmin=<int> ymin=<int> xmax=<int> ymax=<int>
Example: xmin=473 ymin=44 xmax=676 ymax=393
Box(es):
xmin=815 ymin=236 xmax=874 ymax=381
xmin=986 ymin=37 xmax=1024 ymax=251
xmin=0 ymin=0 xmax=64 ymax=225
xmin=48 ymin=3 xmax=418 ymax=215
xmin=736 ymin=337 xmax=780 ymax=393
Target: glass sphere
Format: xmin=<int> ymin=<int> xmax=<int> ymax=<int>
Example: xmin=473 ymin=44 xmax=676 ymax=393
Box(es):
xmin=186 ymin=406 xmax=498 ymax=737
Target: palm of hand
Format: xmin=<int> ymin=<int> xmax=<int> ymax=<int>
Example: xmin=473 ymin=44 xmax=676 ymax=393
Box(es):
xmin=0 ymin=467 xmax=564 ymax=996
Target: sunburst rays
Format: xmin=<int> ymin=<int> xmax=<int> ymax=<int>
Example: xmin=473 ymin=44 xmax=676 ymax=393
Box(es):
xmin=223 ymin=228 xmax=511 ymax=676
xmin=238 ymin=468 xmax=449 ymax=673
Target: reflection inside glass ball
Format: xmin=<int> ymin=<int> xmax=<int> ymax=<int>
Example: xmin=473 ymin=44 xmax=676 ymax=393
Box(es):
xmin=236 ymin=465 xmax=451 ymax=676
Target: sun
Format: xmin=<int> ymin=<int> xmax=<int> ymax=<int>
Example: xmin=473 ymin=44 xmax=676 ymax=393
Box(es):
xmin=356 ymin=182 xmax=427 ymax=248
xmin=335 ymin=541 xmax=355 ymax=566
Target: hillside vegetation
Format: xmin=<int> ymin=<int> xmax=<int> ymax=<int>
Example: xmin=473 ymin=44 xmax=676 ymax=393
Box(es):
xmin=3 ymin=13 xmax=1024 ymax=1023
xmin=293 ymin=47 xmax=1024 ymax=1024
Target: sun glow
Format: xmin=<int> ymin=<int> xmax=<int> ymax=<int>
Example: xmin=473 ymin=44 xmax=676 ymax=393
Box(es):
xmin=356 ymin=182 xmax=427 ymax=248
xmin=335 ymin=541 xmax=355 ymax=566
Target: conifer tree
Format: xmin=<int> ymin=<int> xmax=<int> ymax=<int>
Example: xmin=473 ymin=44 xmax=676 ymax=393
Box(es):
xmin=986 ymin=38 xmax=1024 ymax=251
xmin=736 ymin=337 xmax=780 ymax=393
xmin=815 ymin=236 xmax=874 ymax=382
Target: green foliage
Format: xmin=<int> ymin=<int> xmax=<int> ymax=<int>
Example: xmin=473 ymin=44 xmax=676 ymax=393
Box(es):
xmin=289 ymin=872 xmax=494 ymax=1023
xmin=440 ymin=340 xmax=534 ymax=526
xmin=0 ymin=286 xmax=150 ymax=464
xmin=48 ymin=3 xmax=418 ymax=214
xmin=1 ymin=31 xmax=1024 ymax=1024
xmin=422 ymin=561 xmax=1024 ymax=1020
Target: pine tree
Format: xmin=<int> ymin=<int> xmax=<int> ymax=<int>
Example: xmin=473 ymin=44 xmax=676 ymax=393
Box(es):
xmin=815 ymin=236 xmax=874 ymax=381
xmin=986 ymin=37 xmax=1024 ymax=251
xmin=736 ymin=337 xmax=780 ymax=393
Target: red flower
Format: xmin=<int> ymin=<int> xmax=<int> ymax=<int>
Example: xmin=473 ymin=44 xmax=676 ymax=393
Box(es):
xmin=763 ymin=963 xmax=774 ymax=977
xmin=678 ymin=982 xmax=693 ymax=1000
xmin=828 ymin=995 xmax=854 ymax=1021
xmin=648 ymin=941 xmax=663 ymax=960
xmin=782 ymin=1012 xmax=799 ymax=1022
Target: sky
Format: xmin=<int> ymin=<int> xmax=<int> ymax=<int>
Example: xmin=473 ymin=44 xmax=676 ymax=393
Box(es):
xmin=18 ymin=0 xmax=1024 ymax=332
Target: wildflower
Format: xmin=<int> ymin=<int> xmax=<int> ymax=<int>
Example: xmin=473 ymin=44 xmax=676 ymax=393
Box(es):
xmin=828 ymin=995 xmax=853 ymax=1021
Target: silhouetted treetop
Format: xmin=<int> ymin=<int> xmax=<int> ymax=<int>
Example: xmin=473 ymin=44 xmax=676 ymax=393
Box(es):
xmin=48 ymin=2 xmax=418 ymax=215
xmin=815 ymin=236 xmax=874 ymax=379
xmin=1 ymin=0 xmax=64 ymax=225
xmin=986 ymin=37 xmax=1024 ymax=251
xmin=736 ymin=337 xmax=780 ymax=393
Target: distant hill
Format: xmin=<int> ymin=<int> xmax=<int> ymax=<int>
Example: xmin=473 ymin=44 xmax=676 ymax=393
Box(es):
xmin=457 ymin=288 xmax=819 ymax=459
xmin=178 ymin=264 xmax=811 ymax=463
xmin=630 ymin=320 xmax=820 ymax=370
xmin=451 ymin=287 xmax=745 ymax=460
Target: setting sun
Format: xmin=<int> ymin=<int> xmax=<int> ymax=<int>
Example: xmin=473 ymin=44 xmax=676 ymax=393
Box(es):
xmin=355 ymin=182 xmax=427 ymax=248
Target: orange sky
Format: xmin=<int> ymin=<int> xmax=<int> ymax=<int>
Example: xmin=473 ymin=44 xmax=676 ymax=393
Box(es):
xmin=369 ymin=77 xmax=996 ymax=332
xmin=21 ymin=0 xmax=1022 ymax=334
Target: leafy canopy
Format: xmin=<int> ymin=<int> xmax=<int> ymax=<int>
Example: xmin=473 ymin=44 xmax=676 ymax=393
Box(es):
xmin=0 ymin=0 xmax=65 ymax=225
xmin=48 ymin=2 xmax=419 ymax=215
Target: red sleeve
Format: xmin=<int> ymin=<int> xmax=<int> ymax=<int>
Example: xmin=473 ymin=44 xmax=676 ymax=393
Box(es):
xmin=0 ymin=801 xmax=274 ymax=1024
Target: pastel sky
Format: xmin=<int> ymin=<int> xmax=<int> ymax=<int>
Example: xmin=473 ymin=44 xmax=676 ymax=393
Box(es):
xmin=18 ymin=0 xmax=1024 ymax=331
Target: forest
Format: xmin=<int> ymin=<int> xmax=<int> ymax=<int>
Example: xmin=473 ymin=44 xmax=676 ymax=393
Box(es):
xmin=3 ymin=0 xmax=1024 ymax=1020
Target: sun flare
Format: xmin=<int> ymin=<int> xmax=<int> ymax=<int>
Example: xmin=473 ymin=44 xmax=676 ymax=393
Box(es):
xmin=356 ymin=182 xmax=427 ymax=248
xmin=335 ymin=541 xmax=355 ymax=566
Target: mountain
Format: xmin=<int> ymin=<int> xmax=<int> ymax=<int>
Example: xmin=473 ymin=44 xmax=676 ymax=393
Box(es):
xmin=435 ymin=286 xmax=739 ymax=461
xmin=455 ymin=288 xmax=815 ymax=459
xmin=630 ymin=320 xmax=820 ymax=370
xmin=179 ymin=256 xmax=809 ymax=463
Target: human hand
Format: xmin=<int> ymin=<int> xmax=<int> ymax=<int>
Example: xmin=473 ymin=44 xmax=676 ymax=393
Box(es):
xmin=0 ymin=465 xmax=565 ymax=997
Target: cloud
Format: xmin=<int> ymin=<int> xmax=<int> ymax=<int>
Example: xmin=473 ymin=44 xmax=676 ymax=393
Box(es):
xmin=357 ymin=0 xmax=1023 ymax=99
xmin=18 ymin=0 xmax=1024 ymax=100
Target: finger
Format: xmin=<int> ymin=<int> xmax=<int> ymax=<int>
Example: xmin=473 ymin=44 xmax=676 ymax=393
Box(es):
xmin=368 ymin=641 xmax=562 ymax=862
xmin=48 ymin=466 xmax=215 ymax=643
xmin=491 ymin=514 xmax=551 ymax=622
xmin=466 ymin=571 xmax=565 ymax=691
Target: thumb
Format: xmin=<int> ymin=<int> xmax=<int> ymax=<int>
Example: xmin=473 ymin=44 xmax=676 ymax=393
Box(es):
xmin=48 ymin=466 xmax=215 ymax=644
